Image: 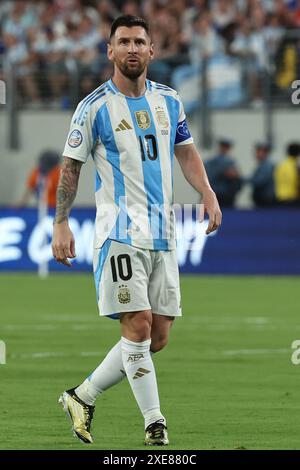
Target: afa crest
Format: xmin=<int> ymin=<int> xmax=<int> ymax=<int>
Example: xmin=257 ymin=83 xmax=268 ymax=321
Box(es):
xmin=135 ymin=110 xmax=150 ymax=130
xmin=155 ymin=106 xmax=168 ymax=129
xmin=118 ymin=285 xmax=131 ymax=304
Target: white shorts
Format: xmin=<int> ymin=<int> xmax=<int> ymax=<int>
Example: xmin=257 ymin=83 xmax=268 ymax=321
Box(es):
xmin=93 ymin=239 xmax=182 ymax=319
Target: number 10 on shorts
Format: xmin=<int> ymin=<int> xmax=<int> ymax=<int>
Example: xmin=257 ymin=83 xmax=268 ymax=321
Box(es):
xmin=110 ymin=254 xmax=133 ymax=282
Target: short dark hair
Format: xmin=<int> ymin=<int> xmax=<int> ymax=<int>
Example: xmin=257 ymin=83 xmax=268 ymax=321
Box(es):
xmin=287 ymin=142 xmax=300 ymax=157
xmin=109 ymin=15 xmax=150 ymax=40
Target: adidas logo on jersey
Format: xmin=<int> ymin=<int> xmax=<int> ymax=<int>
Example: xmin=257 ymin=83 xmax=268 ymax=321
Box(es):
xmin=115 ymin=119 xmax=133 ymax=132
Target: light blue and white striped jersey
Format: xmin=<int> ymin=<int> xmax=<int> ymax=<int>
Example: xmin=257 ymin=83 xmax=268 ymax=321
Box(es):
xmin=63 ymin=79 xmax=193 ymax=250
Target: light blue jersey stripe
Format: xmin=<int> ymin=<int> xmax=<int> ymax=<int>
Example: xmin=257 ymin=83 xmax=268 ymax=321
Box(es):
xmin=92 ymin=115 xmax=98 ymax=144
xmin=78 ymin=91 xmax=108 ymax=126
xmin=89 ymin=115 xmax=99 ymax=164
xmin=164 ymin=95 xmax=180 ymax=190
xmin=153 ymin=83 xmax=173 ymax=91
xmin=126 ymin=96 xmax=167 ymax=250
xmin=92 ymin=238 xmax=120 ymax=328
xmin=74 ymin=83 xmax=107 ymax=124
xmin=95 ymin=170 xmax=101 ymax=191
xmin=75 ymin=81 xmax=117 ymax=126
xmin=97 ymin=104 xmax=131 ymax=244
xmin=74 ymin=84 xmax=105 ymax=122
xmin=94 ymin=238 xmax=111 ymax=302
xmin=107 ymin=79 xmax=118 ymax=94
xmin=146 ymin=79 xmax=152 ymax=91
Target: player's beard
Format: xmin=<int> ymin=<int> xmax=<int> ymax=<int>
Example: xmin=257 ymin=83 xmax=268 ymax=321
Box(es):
xmin=118 ymin=58 xmax=147 ymax=80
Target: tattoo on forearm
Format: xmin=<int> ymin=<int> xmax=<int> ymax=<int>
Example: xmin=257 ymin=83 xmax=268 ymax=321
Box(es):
xmin=54 ymin=158 xmax=82 ymax=224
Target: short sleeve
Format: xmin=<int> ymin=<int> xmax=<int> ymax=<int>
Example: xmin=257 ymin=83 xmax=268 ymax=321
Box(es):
xmin=63 ymin=102 xmax=96 ymax=163
xmin=174 ymin=95 xmax=193 ymax=146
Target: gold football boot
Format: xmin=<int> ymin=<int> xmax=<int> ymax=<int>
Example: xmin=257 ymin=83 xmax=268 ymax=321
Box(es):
xmin=59 ymin=387 xmax=95 ymax=444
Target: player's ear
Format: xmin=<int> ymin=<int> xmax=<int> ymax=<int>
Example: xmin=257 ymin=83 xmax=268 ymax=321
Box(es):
xmin=149 ymin=42 xmax=154 ymax=61
xmin=107 ymin=42 xmax=114 ymax=62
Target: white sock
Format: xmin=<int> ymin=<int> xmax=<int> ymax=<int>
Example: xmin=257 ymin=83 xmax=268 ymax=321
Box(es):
xmin=121 ymin=336 xmax=166 ymax=429
xmin=75 ymin=340 xmax=126 ymax=406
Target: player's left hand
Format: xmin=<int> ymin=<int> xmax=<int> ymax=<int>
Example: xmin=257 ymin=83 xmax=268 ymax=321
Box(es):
xmin=200 ymin=188 xmax=222 ymax=235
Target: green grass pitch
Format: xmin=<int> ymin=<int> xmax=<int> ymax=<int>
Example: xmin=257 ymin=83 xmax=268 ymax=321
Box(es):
xmin=0 ymin=273 xmax=299 ymax=450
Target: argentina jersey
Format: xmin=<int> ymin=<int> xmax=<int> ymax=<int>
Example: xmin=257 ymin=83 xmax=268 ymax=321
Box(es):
xmin=63 ymin=79 xmax=193 ymax=251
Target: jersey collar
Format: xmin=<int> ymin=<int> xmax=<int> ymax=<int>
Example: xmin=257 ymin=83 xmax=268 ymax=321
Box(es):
xmin=107 ymin=78 xmax=151 ymax=98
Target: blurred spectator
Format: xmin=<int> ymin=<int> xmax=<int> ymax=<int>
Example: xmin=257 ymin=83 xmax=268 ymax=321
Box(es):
xmin=148 ymin=5 xmax=189 ymax=84
xmin=264 ymin=13 xmax=284 ymax=59
xmin=2 ymin=1 xmax=37 ymax=40
xmin=244 ymin=4 xmax=267 ymax=106
xmin=249 ymin=142 xmax=275 ymax=207
xmin=34 ymin=26 xmax=70 ymax=104
xmin=295 ymin=0 xmax=300 ymax=27
xmin=211 ymin=0 xmax=237 ymax=33
xmin=1 ymin=0 xmax=300 ymax=108
xmin=3 ymin=31 xmax=41 ymax=104
xmin=121 ymin=0 xmax=140 ymax=17
xmin=16 ymin=150 xmax=61 ymax=208
xmin=204 ymin=138 xmax=243 ymax=207
xmin=274 ymin=142 xmax=300 ymax=206
xmin=189 ymin=10 xmax=223 ymax=65
xmin=182 ymin=0 xmax=209 ymax=39
xmin=275 ymin=23 xmax=300 ymax=95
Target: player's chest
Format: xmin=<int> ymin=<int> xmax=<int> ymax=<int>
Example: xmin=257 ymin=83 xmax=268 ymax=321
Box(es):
xmin=99 ymin=98 xmax=171 ymax=156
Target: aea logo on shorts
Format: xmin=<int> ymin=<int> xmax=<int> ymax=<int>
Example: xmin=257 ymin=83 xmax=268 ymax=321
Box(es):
xmin=68 ymin=129 xmax=83 ymax=148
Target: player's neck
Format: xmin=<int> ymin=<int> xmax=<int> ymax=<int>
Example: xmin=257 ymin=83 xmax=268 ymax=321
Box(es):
xmin=111 ymin=70 xmax=147 ymax=98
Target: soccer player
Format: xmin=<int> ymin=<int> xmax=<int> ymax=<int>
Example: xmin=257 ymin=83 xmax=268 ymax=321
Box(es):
xmin=52 ymin=15 xmax=222 ymax=446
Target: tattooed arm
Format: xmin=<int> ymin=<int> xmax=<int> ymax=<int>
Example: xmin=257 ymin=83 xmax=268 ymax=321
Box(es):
xmin=52 ymin=157 xmax=83 ymax=267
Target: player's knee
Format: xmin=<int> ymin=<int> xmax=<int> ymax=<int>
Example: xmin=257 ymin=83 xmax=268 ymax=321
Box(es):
xmin=121 ymin=311 xmax=152 ymax=342
xmin=133 ymin=319 xmax=152 ymax=341
xmin=150 ymin=335 xmax=168 ymax=353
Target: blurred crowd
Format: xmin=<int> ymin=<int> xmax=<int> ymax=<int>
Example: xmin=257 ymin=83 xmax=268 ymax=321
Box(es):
xmin=1 ymin=0 xmax=300 ymax=107
xmin=205 ymin=139 xmax=300 ymax=207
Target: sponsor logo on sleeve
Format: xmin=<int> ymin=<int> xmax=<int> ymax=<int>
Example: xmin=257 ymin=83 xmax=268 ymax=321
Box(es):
xmin=68 ymin=129 xmax=83 ymax=148
xmin=177 ymin=120 xmax=190 ymax=137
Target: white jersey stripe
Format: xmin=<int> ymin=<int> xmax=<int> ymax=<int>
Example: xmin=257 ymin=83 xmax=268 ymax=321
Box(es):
xmin=106 ymin=95 xmax=153 ymax=248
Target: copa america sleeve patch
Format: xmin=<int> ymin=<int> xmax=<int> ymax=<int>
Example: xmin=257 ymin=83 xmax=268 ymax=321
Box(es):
xmin=68 ymin=129 xmax=83 ymax=148
xmin=175 ymin=119 xmax=192 ymax=144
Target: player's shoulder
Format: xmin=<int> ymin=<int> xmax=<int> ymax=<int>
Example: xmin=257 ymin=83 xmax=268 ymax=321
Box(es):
xmin=148 ymin=80 xmax=180 ymax=100
xmin=73 ymin=81 xmax=115 ymax=126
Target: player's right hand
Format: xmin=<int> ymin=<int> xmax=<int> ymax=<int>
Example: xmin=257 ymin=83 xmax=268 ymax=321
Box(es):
xmin=52 ymin=222 xmax=76 ymax=267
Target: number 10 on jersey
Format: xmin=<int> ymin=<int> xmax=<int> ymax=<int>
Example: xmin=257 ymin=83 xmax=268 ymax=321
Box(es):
xmin=139 ymin=135 xmax=158 ymax=161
